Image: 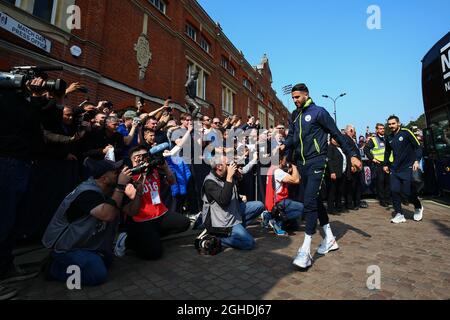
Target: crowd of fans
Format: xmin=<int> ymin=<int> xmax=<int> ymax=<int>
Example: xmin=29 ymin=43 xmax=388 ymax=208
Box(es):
xmin=0 ymin=78 xmax=426 ymax=297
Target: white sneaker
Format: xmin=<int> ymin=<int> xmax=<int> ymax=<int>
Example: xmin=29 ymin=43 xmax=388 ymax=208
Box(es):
xmin=317 ymin=237 xmax=339 ymax=255
xmin=292 ymin=250 xmax=313 ymax=269
xmin=414 ymin=207 xmax=424 ymax=222
xmin=391 ymin=213 xmax=406 ymax=224
xmin=114 ymin=232 xmax=128 ymax=258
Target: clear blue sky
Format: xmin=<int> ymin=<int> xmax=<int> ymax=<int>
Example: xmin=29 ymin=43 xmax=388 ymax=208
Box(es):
xmin=197 ymin=0 xmax=450 ymax=135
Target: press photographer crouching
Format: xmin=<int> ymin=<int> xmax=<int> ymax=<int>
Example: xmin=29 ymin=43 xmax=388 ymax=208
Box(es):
xmin=201 ymin=155 xmax=266 ymax=251
xmin=0 ymin=68 xmax=67 ymax=299
xmin=113 ymin=145 xmax=190 ymax=260
xmin=41 ymin=158 xmax=137 ymax=286
xmin=265 ymin=151 xmax=304 ymax=235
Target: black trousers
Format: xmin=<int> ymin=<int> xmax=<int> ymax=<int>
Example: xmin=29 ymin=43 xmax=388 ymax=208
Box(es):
xmin=345 ymin=171 xmax=362 ymax=208
xmin=125 ymin=211 xmax=190 ymax=260
xmin=374 ymin=164 xmax=390 ymax=203
xmin=327 ymin=176 xmax=345 ymax=212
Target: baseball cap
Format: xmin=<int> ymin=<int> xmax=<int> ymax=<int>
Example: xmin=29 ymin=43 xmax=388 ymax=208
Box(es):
xmin=83 ymin=157 xmax=123 ymax=179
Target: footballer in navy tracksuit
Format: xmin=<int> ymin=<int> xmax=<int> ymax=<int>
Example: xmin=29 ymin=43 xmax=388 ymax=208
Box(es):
xmin=283 ymin=83 xmax=362 ymax=269
xmin=383 ymin=116 xmax=423 ymax=223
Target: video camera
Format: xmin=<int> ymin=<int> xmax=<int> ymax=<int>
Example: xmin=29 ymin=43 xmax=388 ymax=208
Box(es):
xmin=130 ymin=143 xmax=170 ymax=175
xmin=0 ymin=65 xmax=67 ymax=95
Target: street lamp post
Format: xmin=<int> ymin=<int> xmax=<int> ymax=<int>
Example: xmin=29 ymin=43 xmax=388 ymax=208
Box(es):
xmin=322 ymin=93 xmax=347 ymax=126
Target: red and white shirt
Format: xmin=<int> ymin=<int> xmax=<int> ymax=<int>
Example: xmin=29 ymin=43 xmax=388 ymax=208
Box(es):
xmin=132 ymin=169 xmax=168 ymax=222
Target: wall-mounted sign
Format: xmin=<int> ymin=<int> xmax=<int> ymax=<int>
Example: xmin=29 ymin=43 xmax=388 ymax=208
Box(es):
xmin=0 ymin=11 xmax=51 ymax=53
xmin=70 ymin=45 xmax=82 ymax=57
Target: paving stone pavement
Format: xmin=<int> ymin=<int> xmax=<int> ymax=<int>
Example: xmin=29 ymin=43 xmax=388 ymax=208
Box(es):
xmin=11 ymin=200 xmax=450 ymax=300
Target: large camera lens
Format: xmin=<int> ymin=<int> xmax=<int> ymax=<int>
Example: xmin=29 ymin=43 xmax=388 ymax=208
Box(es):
xmin=44 ymin=78 xmax=67 ymax=95
xmin=0 ymin=72 xmax=27 ymax=89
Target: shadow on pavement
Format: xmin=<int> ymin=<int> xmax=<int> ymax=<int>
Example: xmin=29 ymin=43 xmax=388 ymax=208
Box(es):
xmin=431 ymin=220 xmax=450 ymax=239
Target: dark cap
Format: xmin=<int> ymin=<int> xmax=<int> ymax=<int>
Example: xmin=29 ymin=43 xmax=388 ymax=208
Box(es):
xmin=83 ymin=157 xmax=123 ymax=179
xmin=292 ymin=83 xmax=309 ymax=93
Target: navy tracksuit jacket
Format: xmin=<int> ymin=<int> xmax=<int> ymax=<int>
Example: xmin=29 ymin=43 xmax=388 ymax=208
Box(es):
xmin=384 ymin=128 xmax=423 ymax=213
xmin=284 ymin=100 xmax=358 ymax=235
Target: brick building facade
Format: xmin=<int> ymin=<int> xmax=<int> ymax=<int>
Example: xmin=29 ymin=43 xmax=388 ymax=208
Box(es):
xmin=0 ymin=0 xmax=290 ymax=128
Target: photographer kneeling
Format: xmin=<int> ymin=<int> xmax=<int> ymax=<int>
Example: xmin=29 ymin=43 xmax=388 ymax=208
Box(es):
xmin=265 ymin=151 xmax=304 ymax=234
xmin=42 ymin=158 xmax=137 ymax=286
xmin=201 ymin=155 xmax=266 ymax=250
xmin=114 ymin=145 xmax=190 ymax=260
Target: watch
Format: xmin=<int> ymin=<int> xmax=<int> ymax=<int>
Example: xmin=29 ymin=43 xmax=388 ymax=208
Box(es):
xmin=116 ymin=184 xmax=126 ymax=191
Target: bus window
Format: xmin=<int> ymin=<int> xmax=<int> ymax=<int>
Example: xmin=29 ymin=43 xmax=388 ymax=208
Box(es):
xmin=429 ymin=109 xmax=450 ymax=158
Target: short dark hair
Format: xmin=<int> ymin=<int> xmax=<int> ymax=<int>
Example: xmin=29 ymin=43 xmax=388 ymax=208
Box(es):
xmin=291 ymin=83 xmax=309 ymax=93
xmin=376 ymin=123 xmax=384 ymax=129
xmin=128 ymin=145 xmax=147 ymax=158
xmin=387 ymin=115 xmax=400 ymax=123
xmin=180 ymin=113 xmax=191 ymax=121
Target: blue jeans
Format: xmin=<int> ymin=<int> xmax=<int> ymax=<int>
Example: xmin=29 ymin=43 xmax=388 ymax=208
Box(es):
xmin=277 ymin=199 xmax=304 ymax=228
xmin=0 ymin=158 xmax=31 ymax=275
xmin=50 ymin=250 xmax=111 ymax=286
xmin=220 ymin=201 xmax=265 ymax=250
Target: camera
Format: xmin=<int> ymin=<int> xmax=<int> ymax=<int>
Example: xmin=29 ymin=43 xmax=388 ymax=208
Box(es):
xmin=129 ymin=143 xmax=170 ymax=175
xmin=0 ymin=65 xmax=67 ymax=95
xmin=133 ymin=117 xmax=142 ymax=126
xmin=280 ymin=162 xmax=292 ymax=173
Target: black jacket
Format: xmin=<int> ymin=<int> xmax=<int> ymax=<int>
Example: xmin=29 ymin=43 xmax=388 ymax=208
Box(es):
xmin=341 ymin=134 xmax=361 ymax=178
xmin=81 ymin=127 xmax=125 ymax=161
xmin=327 ymin=144 xmax=345 ymax=178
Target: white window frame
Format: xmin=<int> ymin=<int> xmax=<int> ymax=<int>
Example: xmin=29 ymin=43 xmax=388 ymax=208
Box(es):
xmin=257 ymin=91 xmax=264 ymax=102
xmin=221 ymin=56 xmax=228 ymax=69
xmin=186 ymin=23 xmax=197 ymax=41
xmin=258 ymin=105 xmax=267 ymax=129
xmin=149 ymin=0 xmax=167 ymax=14
xmin=268 ymin=113 xmax=275 ymax=129
xmin=222 ymin=84 xmax=235 ymax=115
xmin=187 ymin=59 xmax=208 ymax=100
xmin=200 ymin=38 xmax=210 ymax=53
xmin=23 ymin=0 xmax=58 ymax=24
xmin=243 ymin=78 xmax=252 ymax=91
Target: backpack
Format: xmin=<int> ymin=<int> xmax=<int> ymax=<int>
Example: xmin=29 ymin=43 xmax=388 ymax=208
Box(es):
xmin=194 ymin=229 xmax=223 ymax=256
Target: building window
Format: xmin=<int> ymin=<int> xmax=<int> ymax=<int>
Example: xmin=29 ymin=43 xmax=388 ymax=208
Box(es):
xmin=148 ymin=0 xmax=167 ymax=14
xmin=268 ymin=102 xmax=273 ymax=110
xmin=186 ymin=23 xmax=197 ymax=41
xmin=258 ymin=105 xmax=267 ymax=129
xmin=221 ymin=56 xmax=236 ymax=76
xmin=268 ymin=113 xmax=275 ymax=129
xmin=257 ymin=91 xmax=264 ymax=102
xmin=222 ymin=85 xmax=235 ymax=115
xmin=187 ymin=60 xmax=208 ymax=100
xmin=243 ymin=78 xmax=253 ymax=92
xmin=200 ymin=38 xmax=210 ymax=53
xmin=221 ymin=56 xmax=228 ymax=69
xmin=33 ymin=0 xmax=56 ymax=23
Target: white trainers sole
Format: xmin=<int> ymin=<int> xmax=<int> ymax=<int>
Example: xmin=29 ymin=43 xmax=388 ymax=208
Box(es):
xmin=414 ymin=207 xmax=424 ymax=222
xmin=391 ymin=217 xmax=406 ymax=224
xmin=114 ymin=233 xmax=127 ymax=258
xmin=292 ymin=253 xmax=313 ymax=269
xmin=317 ymin=239 xmax=339 ymax=255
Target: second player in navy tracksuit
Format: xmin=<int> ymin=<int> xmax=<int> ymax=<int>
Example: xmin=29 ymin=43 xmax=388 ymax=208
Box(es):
xmin=383 ymin=116 xmax=423 ymax=223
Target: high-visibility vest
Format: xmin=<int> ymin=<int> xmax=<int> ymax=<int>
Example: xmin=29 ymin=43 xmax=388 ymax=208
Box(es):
xmin=371 ymin=136 xmax=394 ymax=162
